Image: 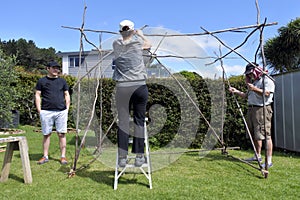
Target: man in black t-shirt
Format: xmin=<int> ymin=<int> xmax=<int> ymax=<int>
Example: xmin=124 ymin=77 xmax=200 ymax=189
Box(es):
xmin=35 ymin=61 xmax=70 ymax=165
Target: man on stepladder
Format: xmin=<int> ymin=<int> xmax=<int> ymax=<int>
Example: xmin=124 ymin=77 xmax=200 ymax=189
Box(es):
xmin=229 ymin=62 xmax=275 ymax=168
xmin=112 ymin=19 xmax=152 ymax=167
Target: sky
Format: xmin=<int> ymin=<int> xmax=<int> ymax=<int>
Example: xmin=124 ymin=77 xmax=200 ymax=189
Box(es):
xmin=1 ymin=0 xmax=299 ymax=76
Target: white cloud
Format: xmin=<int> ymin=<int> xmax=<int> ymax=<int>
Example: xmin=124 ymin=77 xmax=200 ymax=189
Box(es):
xmin=216 ymin=64 xmax=244 ymax=77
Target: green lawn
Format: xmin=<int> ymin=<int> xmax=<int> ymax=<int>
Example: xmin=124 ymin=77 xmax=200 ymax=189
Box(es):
xmin=1 ymin=125 xmax=300 ymax=200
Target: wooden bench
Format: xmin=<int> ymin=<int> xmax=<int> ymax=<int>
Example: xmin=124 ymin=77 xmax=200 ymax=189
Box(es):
xmin=0 ymin=136 xmax=32 ymax=184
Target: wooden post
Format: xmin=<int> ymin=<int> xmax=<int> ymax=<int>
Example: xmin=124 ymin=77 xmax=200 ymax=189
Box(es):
xmin=18 ymin=137 xmax=32 ymax=183
xmin=0 ymin=141 xmax=15 ymax=182
xmin=0 ymin=136 xmax=32 ymax=184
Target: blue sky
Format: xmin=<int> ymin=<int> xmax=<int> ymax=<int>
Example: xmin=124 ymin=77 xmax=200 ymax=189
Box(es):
xmin=1 ymin=0 xmax=299 ymax=76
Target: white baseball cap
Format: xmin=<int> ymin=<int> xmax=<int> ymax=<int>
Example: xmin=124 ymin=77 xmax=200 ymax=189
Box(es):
xmin=119 ymin=19 xmax=134 ymax=32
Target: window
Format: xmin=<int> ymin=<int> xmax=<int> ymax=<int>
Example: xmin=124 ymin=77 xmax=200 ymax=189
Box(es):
xmin=69 ymin=56 xmax=84 ymax=67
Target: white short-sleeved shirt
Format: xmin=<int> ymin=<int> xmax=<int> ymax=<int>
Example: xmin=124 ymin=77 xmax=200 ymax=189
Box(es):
xmin=247 ymin=76 xmax=275 ymax=106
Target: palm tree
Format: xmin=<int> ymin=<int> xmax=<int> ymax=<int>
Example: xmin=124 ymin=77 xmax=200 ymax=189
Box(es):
xmin=263 ymin=17 xmax=300 ymax=74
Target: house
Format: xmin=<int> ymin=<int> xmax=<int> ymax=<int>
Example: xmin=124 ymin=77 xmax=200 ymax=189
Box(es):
xmin=57 ymin=49 xmax=171 ymax=78
xmin=57 ymin=49 xmax=114 ymax=78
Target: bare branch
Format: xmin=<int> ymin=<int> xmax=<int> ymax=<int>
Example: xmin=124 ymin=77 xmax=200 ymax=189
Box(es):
xmin=62 ymin=22 xmax=277 ymax=37
xmin=203 ymin=25 xmax=262 ymax=65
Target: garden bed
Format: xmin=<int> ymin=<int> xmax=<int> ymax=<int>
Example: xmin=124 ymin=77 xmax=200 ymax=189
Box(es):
xmin=0 ymin=128 xmax=25 ymax=135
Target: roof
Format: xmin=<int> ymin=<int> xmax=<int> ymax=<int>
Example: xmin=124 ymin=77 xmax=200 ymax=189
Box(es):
xmin=57 ymin=49 xmax=112 ymax=57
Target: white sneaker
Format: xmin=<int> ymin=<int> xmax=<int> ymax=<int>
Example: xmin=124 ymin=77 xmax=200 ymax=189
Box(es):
xmin=244 ymin=156 xmax=262 ymax=162
xmin=261 ymin=162 xmax=273 ymax=168
xmin=118 ymin=157 xmax=127 ymax=167
xmin=134 ymin=154 xmax=145 ymax=167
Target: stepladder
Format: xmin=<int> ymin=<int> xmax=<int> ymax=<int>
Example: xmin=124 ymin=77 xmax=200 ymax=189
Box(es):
xmin=0 ymin=136 xmax=32 ymax=184
xmin=114 ymin=118 xmax=152 ymax=190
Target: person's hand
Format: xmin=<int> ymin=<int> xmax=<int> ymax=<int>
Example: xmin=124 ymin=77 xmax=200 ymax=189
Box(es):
xmin=229 ymin=86 xmax=246 ymax=98
xmin=247 ymin=83 xmax=255 ymax=91
xmin=228 ymin=87 xmax=238 ymax=94
xmin=247 ymin=83 xmax=264 ymax=95
xmin=135 ymin=29 xmax=152 ymax=49
xmin=135 ymin=29 xmax=144 ymax=37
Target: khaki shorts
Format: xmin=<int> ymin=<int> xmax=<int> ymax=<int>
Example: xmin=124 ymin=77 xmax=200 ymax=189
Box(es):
xmin=246 ymin=105 xmax=273 ymax=140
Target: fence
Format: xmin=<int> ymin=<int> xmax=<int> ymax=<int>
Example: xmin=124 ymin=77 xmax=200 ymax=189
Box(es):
xmin=273 ymin=70 xmax=300 ymax=152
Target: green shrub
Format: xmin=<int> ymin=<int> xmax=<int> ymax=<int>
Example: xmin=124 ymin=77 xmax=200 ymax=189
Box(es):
xmin=0 ymin=50 xmax=18 ymax=128
xmin=11 ymin=70 xmax=252 ymax=149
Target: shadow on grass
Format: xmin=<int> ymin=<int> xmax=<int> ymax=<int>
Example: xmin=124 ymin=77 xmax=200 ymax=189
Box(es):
xmin=116 ymin=174 xmax=150 ymax=188
xmin=68 ymin=135 xmax=81 ymax=147
xmin=28 ymin=153 xmax=43 ymax=161
xmin=184 ymin=150 xmax=264 ymax=179
xmin=226 ymin=155 xmax=265 ymax=179
xmin=72 ymin=167 xmax=150 ymax=189
xmin=6 ymin=173 xmax=25 ymax=183
xmin=27 ymin=153 xmax=60 ymax=162
xmin=63 ymin=166 xmax=149 ymax=188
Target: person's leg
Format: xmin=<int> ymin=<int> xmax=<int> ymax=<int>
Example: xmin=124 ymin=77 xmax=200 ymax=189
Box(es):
xmin=55 ymin=110 xmax=68 ymax=164
xmin=254 ymin=106 xmax=273 ymax=166
xmin=43 ymin=134 xmax=51 ymax=158
xmin=254 ymin=139 xmax=262 ymax=156
xmin=246 ymin=107 xmax=262 ymax=160
xmin=266 ymin=138 xmax=273 ymax=161
xmin=265 ymin=105 xmax=273 ymax=164
xmin=37 ymin=133 xmax=51 ymax=164
xmin=58 ymin=133 xmax=67 ymax=158
xmin=131 ymin=85 xmax=148 ymax=155
xmin=116 ymin=87 xmax=131 ymax=157
xmin=38 ymin=110 xmax=54 ymax=164
xmin=254 ymin=107 xmax=268 ymax=158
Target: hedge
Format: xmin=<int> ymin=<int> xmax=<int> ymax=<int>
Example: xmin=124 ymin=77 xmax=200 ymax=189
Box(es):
xmin=13 ymin=70 xmax=254 ymax=150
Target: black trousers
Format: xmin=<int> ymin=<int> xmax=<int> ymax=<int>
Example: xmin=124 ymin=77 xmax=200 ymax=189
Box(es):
xmin=116 ymin=85 xmax=148 ymax=157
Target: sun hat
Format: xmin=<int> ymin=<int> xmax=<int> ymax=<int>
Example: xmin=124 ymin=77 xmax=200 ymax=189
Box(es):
xmin=119 ymin=19 xmax=134 ymax=32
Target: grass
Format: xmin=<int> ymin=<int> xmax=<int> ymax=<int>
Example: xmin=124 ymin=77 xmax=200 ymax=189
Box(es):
xmin=1 ymin=125 xmax=300 ymax=200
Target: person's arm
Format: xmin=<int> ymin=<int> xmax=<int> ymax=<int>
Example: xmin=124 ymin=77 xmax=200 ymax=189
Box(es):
xmin=64 ymin=90 xmax=71 ymax=111
xmin=35 ymin=90 xmax=42 ymax=113
xmin=228 ymin=87 xmax=247 ymax=98
xmin=135 ymin=29 xmax=152 ymax=49
xmin=247 ymin=83 xmax=271 ymax=97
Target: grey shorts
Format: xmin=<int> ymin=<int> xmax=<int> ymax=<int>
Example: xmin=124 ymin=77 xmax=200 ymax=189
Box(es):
xmin=246 ymin=105 xmax=273 ymax=140
xmin=40 ymin=109 xmax=68 ymax=135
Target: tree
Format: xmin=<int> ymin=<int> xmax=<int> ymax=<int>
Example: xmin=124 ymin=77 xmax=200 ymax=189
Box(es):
xmin=0 ymin=38 xmax=60 ymax=72
xmin=263 ymin=17 xmax=300 ymax=74
xmin=0 ymin=49 xmax=18 ymax=128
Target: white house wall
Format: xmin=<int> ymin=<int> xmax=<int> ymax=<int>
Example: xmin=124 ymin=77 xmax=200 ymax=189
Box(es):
xmin=58 ymin=50 xmax=114 ymax=78
xmin=69 ymin=53 xmax=114 ymax=78
xmin=62 ymin=56 xmax=69 ymax=75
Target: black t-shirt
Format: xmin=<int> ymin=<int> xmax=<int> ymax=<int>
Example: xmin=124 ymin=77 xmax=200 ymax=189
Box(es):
xmin=36 ymin=76 xmax=69 ymax=111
